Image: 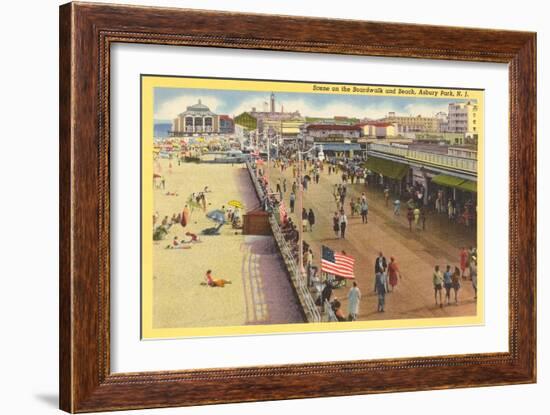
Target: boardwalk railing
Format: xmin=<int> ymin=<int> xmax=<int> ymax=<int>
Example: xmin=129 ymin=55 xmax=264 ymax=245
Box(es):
xmin=368 ymin=143 xmax=477 ymax=174
xmin=245 ymin=161 xmax=321 ymax=323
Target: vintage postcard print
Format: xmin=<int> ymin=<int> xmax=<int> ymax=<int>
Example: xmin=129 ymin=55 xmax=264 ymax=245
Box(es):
xmin=141 ymin=76 xmax=483 ymax=339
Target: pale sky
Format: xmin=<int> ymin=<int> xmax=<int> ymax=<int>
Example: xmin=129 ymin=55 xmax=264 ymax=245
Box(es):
xmin=153 ymin=83 xmax=474 ymax=123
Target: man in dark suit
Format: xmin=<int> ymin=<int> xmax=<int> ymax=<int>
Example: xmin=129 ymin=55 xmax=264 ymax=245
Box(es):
xmin=374 ymin=252 xmax=387 ymax=274
xmin=374 ymin=252 xmax=388 ymax=292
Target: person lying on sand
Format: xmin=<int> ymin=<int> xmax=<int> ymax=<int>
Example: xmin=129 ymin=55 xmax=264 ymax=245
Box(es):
xmin=181 ymin=231 xmax=201 ymax=243
xmin=203 ymin=269 xmax=231 ymax=287
xmin=165 ymin=236 xmax=191 ymax=249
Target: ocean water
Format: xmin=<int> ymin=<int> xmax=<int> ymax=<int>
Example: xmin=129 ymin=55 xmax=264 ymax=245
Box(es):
xmin=154 ymin=123 xmax=171 ymax=138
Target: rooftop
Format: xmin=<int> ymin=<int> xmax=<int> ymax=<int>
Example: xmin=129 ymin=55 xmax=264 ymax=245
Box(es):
xmin=306 ymin=124 xmax=362 ymax=131
xmin=186 ymin=99 xmax=210 ymax=112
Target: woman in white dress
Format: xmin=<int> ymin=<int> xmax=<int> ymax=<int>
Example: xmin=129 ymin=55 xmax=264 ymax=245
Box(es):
xmin=347 ymin=281 xmax=362 ymax=321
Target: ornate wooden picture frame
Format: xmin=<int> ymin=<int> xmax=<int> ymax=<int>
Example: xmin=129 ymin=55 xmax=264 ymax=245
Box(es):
xmin=59 ymin=2 xmax=536 ymax=412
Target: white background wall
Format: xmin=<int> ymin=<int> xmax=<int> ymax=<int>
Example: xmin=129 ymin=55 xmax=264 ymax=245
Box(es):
xmin=0 ymin=0 xmax=546 ymax=414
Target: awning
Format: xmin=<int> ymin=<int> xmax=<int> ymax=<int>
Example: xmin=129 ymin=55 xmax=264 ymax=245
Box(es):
xmin=456 ymin=179 xmax=477 ymax=193
xmin=363 ymin=157 xmax=408 ymax=180
xmin=431 ymin=174 xmax=465 ymax=187
xmin=432 ymin=174 xmax=477 ymax=193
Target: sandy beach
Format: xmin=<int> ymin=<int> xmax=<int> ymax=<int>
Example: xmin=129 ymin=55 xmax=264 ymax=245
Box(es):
xmin=151 ymin=160 xmax=304 ymax=330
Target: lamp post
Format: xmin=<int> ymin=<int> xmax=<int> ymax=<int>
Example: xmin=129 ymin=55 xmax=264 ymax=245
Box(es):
xmin=265 ymin=130 xmax=271 ymax=184
xmin=297 ymin=148 xmax=304 ymax=281
xmin=295 ymin=136 xmax=322 ymax=285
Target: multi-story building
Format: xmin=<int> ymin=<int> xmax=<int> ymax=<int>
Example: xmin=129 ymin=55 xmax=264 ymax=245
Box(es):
xmin=380 ymin=111 xmax=442 ymax=133
xmin=435 ymin=111 xmax=449 ymax=132
xmin=218 ymin=115 xmax=235 ymax=134
xmin=305 ymin=116 xmax=359 ymax=125
xmin=234 ymin=92 xmax=304 ymax=134
xmin=171 ymin=100 xmax=220 ymax=135
xmin=359 ymin=121 xmax=398 ymax=138
xmin=304 ymin=124 xmax=362 ymax=141
xmin=447 ymin=101 xmax=479 ymax=134
xmin=262 ymin=119 xmax=304 ymax=139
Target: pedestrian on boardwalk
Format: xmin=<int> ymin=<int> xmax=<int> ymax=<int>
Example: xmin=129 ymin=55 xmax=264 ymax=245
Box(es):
xmin=393 ymin=199 xmax=401 ymax=215
xmin=306 ymin=248 xmax=314 ymax=286
xmin=289 ymin=191 xmax=295 ymax=213
xmin=470 ymin=256 xmax=478 ymax=299
xmin=388 ymin=256 xmax=401 ymax=291
xmin=459 ymin=247 xmax=468 ymax=279
xmin=433 ymin=265 xmax=443 ymax=307
xmin=302 ymin=208 xmax=308 ymax=232
xmin=374 ymin=252 xmax=388 ymax=275
xmin=332 ymin=211 xmax=340 ymax=238
xmin=360 ymin=199 xmax=369 ymax=224
xmin=467 ymin=246 xmax=477 ymax=277
xmin=384 ymin=187 xmax=390 ymax=207
xmin=448 ymin=199 xmax=455 ymax=221
xmin=349 ymin=198 xmax=356 ymax=217
xmin=339 ymin=210 xmax=348 ymax=239
xmin=452 ymin=266 xmax=461 ymax=304
xmin=443 ymin=265 xmax=453 ymax=305
xmin=283 ymin=178 xmax=287 ymax=193
xmin=416 ymin=190 xmax=423 ymax=206
xmin=407 ymin=208 xmax=414 ymax=231
xmin=413 ymin=206 xmax=421 ymax=230
xmin=308 ymin=208 xmax=315 ymax=232
xmin=321 ymin=280 xmax=333 ymax=304
xmin=374 ymin=271 xmax=387 ymax=312
xmin=374 ymin=252 xmax=388 ymax=292
xmin=276 ymin=178 xmax=281 ymax=194
xmin=435 ymin=190 xmax=443 ymax=213
xmin=334 ymin=193 xmax=341 ymax=211
xmin=347 ymin=281 xmax=362 ymax=321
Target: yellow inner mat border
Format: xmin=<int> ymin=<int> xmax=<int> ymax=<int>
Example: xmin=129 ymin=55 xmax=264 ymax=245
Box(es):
xmin=141 ymin=75 xmax=485 ymax=339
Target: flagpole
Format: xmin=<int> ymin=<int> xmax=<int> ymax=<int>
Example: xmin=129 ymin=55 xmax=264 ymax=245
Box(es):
xmin=296 ymin=136 xmax=319 ymax=287
xmin=297 ymin=148 xmax=304 ymax=284
xmin=266 ymin=131 xmax=271 ymax=184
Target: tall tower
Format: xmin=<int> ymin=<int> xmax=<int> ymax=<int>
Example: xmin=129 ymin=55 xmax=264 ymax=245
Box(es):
xmin=270 ymin=92 xmax=275 ymax=113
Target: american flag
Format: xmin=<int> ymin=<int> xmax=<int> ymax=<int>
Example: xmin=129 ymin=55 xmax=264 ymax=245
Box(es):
xmin=321 ymin=245 xmax=355 ymax=279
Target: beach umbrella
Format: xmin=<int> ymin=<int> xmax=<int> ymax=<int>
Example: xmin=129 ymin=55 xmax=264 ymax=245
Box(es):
xmin=206 ymin=209 xmax=226 ymax=224
xmin=227 ymin=200 xmax=244 ymax=209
